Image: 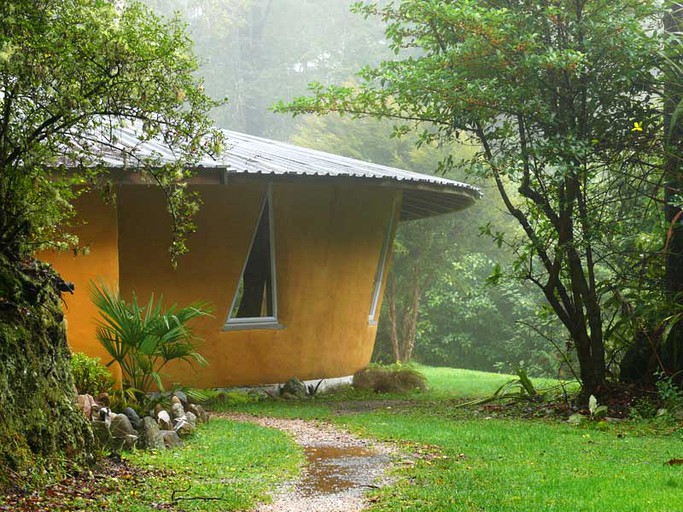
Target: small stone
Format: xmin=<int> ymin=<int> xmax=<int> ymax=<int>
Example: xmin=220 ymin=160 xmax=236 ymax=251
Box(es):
xmin=161 ymin=430 xmax=184 ymax=449
xmin=281 ymin=378 xmax=307 ymax=399
xmin=154 ymin=403 xmax=164 ymax=418
xmin=96 ymin=392 xmax=110 ymax=407
xmin=123 ymin=407 xmax=142 ymax=431
xmin=110 ymin=413 xmax=136 ymax=439
xmin=188 ymin=404 xmax=209 ymax=423
xmin=173 ymin=418 xmax=195 ymax=437
xmin=157 ymin=410 xmax=173 ymax=430
xmin=185 ymin=411 xmax=197 ymax=428
xmin=76 ymin=394 xmax=95 ymax=418
xmin=139 ymin=416 xmax=165 ymax=450
xmin=172 ymin=390 xmax=189 ymax=409
xmin=90 ymin=403 xmax=101 ymax=421
xmin=171 ymin=402 xmax=185 ymax=421
xmin=171 ymin=395 xmax=182 ymax=406
xmin=99 ymin=407 xmax=112 ymax=427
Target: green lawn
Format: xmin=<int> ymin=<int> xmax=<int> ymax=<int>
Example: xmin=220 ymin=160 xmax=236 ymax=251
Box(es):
xmin=117 ymin=419 xmax=302 ymax=511
xmin=212 ymin=366 xmax=683 ymax=512
xmin=17 ymin=366 xmax=680 ymax=511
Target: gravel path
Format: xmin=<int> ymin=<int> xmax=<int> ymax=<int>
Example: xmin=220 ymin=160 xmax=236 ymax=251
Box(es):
xmin=221 ymin=413 xmax=397 ymax=512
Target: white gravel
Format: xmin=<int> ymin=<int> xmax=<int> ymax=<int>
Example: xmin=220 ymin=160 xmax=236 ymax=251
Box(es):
xmin=221 ymin=413 xmax=397 ymax=512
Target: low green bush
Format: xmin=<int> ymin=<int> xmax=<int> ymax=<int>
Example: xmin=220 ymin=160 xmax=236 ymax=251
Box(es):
xmin=353 ymin=365 xmax=427 ymax=393
xmin=70 ymin=352 xmax=114 ymax=396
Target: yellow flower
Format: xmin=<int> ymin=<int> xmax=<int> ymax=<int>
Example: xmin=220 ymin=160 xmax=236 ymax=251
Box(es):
xmin=631 ymin=121 xmax=643 ymax=132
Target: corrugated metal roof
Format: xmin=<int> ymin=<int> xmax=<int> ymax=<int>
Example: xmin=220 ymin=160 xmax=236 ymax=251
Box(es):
xmin=95 ymin=127 xmax=481 ymax=220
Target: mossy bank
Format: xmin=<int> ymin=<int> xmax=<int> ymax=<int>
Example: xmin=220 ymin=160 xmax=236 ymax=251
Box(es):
xmin=0 ymin=255 xmax=93 ymax=491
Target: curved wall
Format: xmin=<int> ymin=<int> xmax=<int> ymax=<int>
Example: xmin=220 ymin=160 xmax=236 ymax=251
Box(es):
xmin=49 ymin=180 xmax=400 ymax=388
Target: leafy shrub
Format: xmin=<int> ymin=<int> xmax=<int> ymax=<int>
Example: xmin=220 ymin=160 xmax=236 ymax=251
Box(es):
xmin=90 ymin=282 xmax=211 ymax=399
xmin=70 ymin=352 xmax=114 ymax=396
xmin=353 ymin=365 xmax=427 ymax=393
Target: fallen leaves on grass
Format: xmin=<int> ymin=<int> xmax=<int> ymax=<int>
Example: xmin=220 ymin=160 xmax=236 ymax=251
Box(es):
xmin=0 ymin=456 xmax=173 ymax=511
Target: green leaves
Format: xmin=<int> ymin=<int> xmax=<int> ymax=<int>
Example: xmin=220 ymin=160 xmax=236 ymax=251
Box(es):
xmin=90 ymin=281 xmax=211 ymax=395
xmin=0 ymin=0 xmax=223 ymax=262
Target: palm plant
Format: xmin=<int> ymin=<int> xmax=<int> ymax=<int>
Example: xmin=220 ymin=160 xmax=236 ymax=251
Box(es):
xmin=90 ymin=282 xmax=211 ymax=398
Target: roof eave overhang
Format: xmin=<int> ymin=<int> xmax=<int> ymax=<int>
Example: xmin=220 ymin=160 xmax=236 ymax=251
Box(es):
xmin=100 ymin=166 xmax=480 ymax=220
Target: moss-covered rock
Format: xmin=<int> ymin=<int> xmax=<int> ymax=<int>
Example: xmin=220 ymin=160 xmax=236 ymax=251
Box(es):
xmin=0 ymin=255 xmax=94 ymax=492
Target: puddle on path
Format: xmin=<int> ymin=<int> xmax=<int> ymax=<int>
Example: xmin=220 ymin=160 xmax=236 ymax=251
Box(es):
xmin=298 ymin=446 xmax=376 ymax=496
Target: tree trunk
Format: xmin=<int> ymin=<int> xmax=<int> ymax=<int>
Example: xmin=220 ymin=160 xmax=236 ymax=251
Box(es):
xmin=387 ymin=273 xmax=401 ymax=363
xmin=0 ymin=254 xmax=94 ymax=491
xmin=663 ymin=3 xmax=683 ymax=376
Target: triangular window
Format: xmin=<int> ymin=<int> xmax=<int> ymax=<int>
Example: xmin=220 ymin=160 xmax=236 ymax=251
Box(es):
xmin=224 ymin=190 xmax=280 ymax=329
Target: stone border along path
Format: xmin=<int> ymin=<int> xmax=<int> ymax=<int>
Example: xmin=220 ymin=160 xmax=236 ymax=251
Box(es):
xmin=220 ymin=413 xmax=398 ymax=512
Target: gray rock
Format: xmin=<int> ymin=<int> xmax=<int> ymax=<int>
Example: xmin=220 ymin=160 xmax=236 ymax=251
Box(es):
xmin=281 ymin=378 xmax=307 ymax=399
xmin=110 ymin=413 xmax=136 ymax=439
xmin=171 ymin=402 xmax=186 ymax=420
xmin=188 ymin=404 xmax=209 ymax=423
xmin=173 ymin=418 xmax=196 ymax=437
xmin=123 ymin=407 xmax=142 ymax=431
xmin=139 ymin=417 xmax=165 ymax=450
xmin=92 ymin=419 xmax=113 ymax=448
xmin=157 ymin=410 xmax=173 ymax=430
xmin=185 ymin=411 xmax=197 ymax=428
xmin=161 ymin=430 xmax=184 ymax=449
xmin=172 ymin=390 xmax=189 ymax=409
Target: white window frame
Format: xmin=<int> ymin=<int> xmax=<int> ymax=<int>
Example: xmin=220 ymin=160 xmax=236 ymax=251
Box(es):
xmin=223 ymin=186 xmax=283 ymax=331
xmin=368 ymin=209 xmax=397 ymax=324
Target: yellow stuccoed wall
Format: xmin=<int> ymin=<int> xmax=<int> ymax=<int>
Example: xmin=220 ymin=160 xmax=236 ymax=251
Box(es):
xmin=49 ymin=180 xmax=399 ymax=388
xmin=38 ymin=191 xmax=123 ymax=383
xmin=41 ymin=182 xmax=400 ymax=387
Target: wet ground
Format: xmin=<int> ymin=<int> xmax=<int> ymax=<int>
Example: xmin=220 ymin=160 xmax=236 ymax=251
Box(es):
xmin=221 ymin=414 xmax=396 ymax=512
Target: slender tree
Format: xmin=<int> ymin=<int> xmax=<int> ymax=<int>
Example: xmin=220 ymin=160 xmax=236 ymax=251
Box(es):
xmin=279 ymin=0 xmax=666 ymax=399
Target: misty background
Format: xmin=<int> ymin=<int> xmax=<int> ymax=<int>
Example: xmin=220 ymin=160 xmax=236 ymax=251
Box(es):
xmin=145 ymin=0 xmax=567 ymax=377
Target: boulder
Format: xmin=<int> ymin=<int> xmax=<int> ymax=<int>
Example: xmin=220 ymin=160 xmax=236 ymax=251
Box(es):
xmin=281 ymin=378 xmax=307 ymax=399
xmin=188 ymin=404 xmax=209 ymax=423
xmin=157 ymin=410 xmax=173 ymax=430
xmin=161 ymin=430 xmax=184 ymax=449
xmin=123 ymin=407 xmax=142 ymax=431
xmin=76 ymin=394 xmax=95 ymax=418
xmin=139 ymin=417 xmax=165 ymax=450
xmin=171 ymin=402 xmax=186 ymax=421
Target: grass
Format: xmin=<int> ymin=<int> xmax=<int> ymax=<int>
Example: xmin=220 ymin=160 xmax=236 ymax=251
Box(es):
xmin=340 ymin=411 xmax=683 ymax=511
xmin=104 ymin=419 xmax=301 ymax=511
xmin=209 ymin=366 xmax=683 ymax=511
xmin=18 ymin=366 xmax=679 ymax=511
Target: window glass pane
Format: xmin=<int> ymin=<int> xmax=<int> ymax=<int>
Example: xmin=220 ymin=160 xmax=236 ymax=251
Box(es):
xmin=227 ymin=192 xmax=277 ymax=323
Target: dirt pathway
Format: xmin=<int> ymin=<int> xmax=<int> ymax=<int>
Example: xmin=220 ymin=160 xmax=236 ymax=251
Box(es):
xmin=222 ymin=414 xmax=397 ymax=512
